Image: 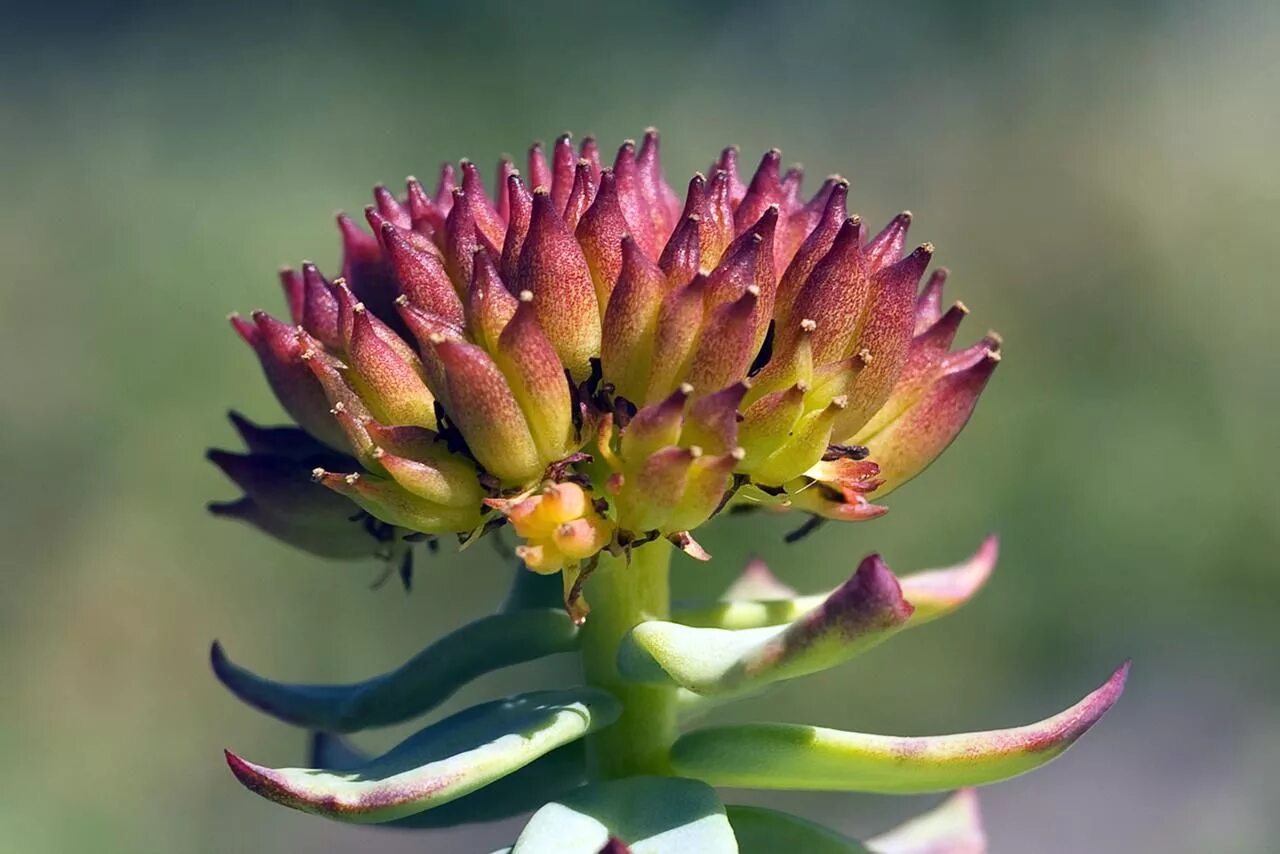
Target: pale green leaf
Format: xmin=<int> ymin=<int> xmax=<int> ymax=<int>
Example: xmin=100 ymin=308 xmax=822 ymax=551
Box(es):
xmin=224 ymin=688 xmax=619 ymax=823
xmin=619 ymin=555 xmax=912 ymax=696
xmin=671 ymin=663 xmax=1128 ymax=793
xmin=510 ymin=776 xmax=737 ymax=854
xmin=727 ymin=805 xmax=871 ymax=853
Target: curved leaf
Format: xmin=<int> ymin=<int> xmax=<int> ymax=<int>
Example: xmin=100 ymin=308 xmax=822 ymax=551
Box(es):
xmin=509 ymin=776 xmax=737 ymax=854
xmin=212 ymin=608 xmax=578 ymax=731
xmin=673 ymin=537 xmax=996 ymax=631
xmin=619 ymin=554 xmax=913 ymax=696
xmin=867 ymin=789 xmax=986 ymax=853
xmin=224 ymin=688 xmax=619 ymax=823
xmin=307 ymin=732 xmax=586 ymax=828
xmin=727 ymin=805 xmax=871 ymax=853
xmin=670 ymin=663 xmax=1128 ymax=793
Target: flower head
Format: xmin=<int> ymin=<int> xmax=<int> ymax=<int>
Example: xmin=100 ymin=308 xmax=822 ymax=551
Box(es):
xmin=213 ymin=131 xmax=999 ymax=604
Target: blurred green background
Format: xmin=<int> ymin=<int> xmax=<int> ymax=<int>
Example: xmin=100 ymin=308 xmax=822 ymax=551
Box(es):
xmin=2 ymin=0 xmax=1276 ymax=851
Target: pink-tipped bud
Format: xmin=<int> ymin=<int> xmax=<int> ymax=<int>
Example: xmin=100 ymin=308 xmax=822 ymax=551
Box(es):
xmin=527 ymin=141 xmax=552 ymax=192
xmin=563 ymin=158 xmax=597 ymax=233
xmin=621 ymin=383 xmax=692 ymax=467
xmin=576 ymin=169 xmax=630 ymax=309
xmin=371 ymin=445 xmax=482 ymax=509
xmin=465 ymin=249 xmax=519 ymax=353
xmin=499 ymin=172 xmax=532 ymax=284
xmin=406 ymin=174 xmax=444 ymax=235
xmin=313 ymin=468 xmax=481 ymax=534
xmin=643 ymin=274 xmax=707 ymax=403
xmin=914 ymin=267 xmax=949 ymax=334
xmin=430 ymin=337 xmax=543 ymax=484
xmin=615 ymin=445 xmax=700 ymax=533
xmin=372 ymin=184 xmax=411 ymax=230
xmin=775 ymin=178 xmax=848 ymax=326
xmin=865 ymin=211 xmax=913 ymax=273
xmin=703 ymin=169 xmax=736 ymax=267
xmin=685 ymin=285 xmax=761 ymax=394
xmin=299 ymin=262 xmax=343 ymax=349
xmin=735 ymin=149 xmax=783 ymax=234
xmin=443 ymin=187 xmax=497 ymax=297
xmin=786 ymin=217 xmax=870 ymax=363
xmin=379 ymin=222 xmax=465 ymax=327
xmin=714 ymin=146 xmax=746 ymax=205
xmin=345 ymin=303 xmax=437 ymax=429
xmin=550 ymin=133 xmax=577 ymax=214
xmin=515 ymin=190 xmax=601 ymax=379
xmin=495 ymin=291 xmax=575 ymax=463
xmin=613 ymin=139 xmax=658 ymax=258
xmin=459 ymin=160 xmax=507 ymax=251
xmin=658 ymin=213 xmax=702 ymax=289
xmin=600 ymin=235 xmax=669 ymax=402
xmin=278 ymin=267 xmax=305 ymax=325
xmin=635 ymin=128 xmax=681 ymax=240
xmin=681 ymin=381 xmax=748 ymax=454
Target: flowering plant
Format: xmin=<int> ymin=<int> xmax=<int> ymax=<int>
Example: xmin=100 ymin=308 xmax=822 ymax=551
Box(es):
xmin=209 ymin=130 xmax=1125 ymax=851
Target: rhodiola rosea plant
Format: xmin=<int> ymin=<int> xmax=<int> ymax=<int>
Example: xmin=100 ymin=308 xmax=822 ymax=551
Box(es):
xmin=208 ymin=129 xmax=1127 ymax=851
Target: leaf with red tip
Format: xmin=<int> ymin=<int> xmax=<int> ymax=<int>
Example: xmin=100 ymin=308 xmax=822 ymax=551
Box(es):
xmin=309 ymin=734 xmax=587 ymax=830
xmin=298 ymin=262 xmax=343 ymax=348
xmin=516 ymin=190 xmax=601 ymax=378
xmin=224 ymin=688 xmax=619 ymax=823
xmin=670 ymin=663 xmax=1130 ymax=792
xmin=867 ymin=789 xmax=986 ymax=854
xmin=673 ymin=537 xmax=996 ymax=632
xmin=619 ymin=554 xmax=913 ymax=697
xmin=211 ymin=609 xmax=578 ymax=731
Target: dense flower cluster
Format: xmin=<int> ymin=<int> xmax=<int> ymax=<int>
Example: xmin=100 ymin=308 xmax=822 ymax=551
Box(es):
xmin=213 ymin=131 xmax=998 ymax=608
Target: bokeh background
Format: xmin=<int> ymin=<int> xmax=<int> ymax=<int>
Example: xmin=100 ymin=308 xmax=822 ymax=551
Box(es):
xmin=2 ymin=0 xmax=1276 ymax=851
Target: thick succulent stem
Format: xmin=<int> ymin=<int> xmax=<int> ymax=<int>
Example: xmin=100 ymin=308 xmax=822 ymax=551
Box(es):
xmin=579 ymin=539 xmax=676 ymax=778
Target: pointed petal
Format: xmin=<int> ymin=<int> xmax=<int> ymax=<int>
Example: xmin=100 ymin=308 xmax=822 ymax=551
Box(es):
xmin=225 ymin=688 xmax=620 ymax=823
xmin=670 ymin=663 xmax=1130 ymax=792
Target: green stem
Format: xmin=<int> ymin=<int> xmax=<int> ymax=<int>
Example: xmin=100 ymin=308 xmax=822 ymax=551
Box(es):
xmin=579 ymin=539 xmax=676 ymax=779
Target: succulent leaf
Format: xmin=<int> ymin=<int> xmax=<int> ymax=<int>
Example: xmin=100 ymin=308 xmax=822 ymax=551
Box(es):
xmin=669 ymin=663 xmax=1129 ymax=792
xmin=727 ymin=805 xmax=871 ymax=853
xmin=211 ymin=609 xmax=578 ymax=731
xmin=618 ymin=554 xmax=913 ymax=696
xmin=308 ymin=733 xmax=586 ymax=829
xmin=866 ymin=789 xmax=987 ymax=854
xmin=507 ymin=776 xmax=737 ymax=854
xmin=224 ymin=688 xmax=620 ymax=823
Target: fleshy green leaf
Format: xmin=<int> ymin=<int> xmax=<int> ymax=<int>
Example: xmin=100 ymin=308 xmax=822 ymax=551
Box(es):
xmin=670 ymin=663 xmax=1129 ymax=793
xmin=508 ymin=776 xmax=737 ymax=854
xmin=307 ymin=732 xmax=586 ymax=828
xmin=727 ymin=805 xmax=871 ymax=853
xmin=619 ymin=554 xmax=913 ymax=696
xmin=224 ymin=688 xmax=619 ymax=823
xmin=867 ymin=789 xmax=986 ymax=853
xmin=673 ymin=537 xmax=996 ymax=631
xmin=211 ymin=608 xmax=578 ymax=731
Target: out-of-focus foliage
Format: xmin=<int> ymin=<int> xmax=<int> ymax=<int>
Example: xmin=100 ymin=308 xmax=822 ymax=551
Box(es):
xmin=0 ymin=1 xmax=1275 ymax=852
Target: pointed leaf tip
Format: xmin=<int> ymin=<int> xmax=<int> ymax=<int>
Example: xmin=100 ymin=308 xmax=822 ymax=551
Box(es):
xmin=670 ymin=662 xmax=1130 ymax=793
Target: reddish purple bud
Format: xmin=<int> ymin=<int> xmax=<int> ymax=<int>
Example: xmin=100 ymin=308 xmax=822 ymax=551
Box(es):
xmin=775 ymin=179 xmax=848 ymax=326
xmin=786 ymin=218 xmax=870 ymax=363
xmin=431 ymin=337 xmax=543 ymax=484
xmin=496 ymin=292 xmax=575 ymax=462
xmin=613 ymin=139 xmax=658 ymax=258
xmin=714 ymin=146 xmax=746 ymax=205
xmin=644 ymin=274 xmax=707 ymax=403
xmin=527 ymin=141 xmax=552 ymax=191
xmin=835 ymin=244 xmax=935 ymax=439
xmin=682 ymin=381 xmax=747 ymax=454
xmin=516 ymin=190 xmax=601 ymax=378
xmin=208 ymin=448 xmax=357 ymax=523
xmin=433 ymin=163 xmax=457 ymax=214
xmin=576 ymin=169 xmax=629 ymax=308
xmin=345 ymin=304 xmax=436 ymax=429
xmin=865 ymin=212 xmax=912 ymax=273
xmin=460 ymin=160 xmax=507 ymax=250
xmin=550 ymin=133 xmax=577 ymax=214
xmin=207 ymin=496 xmax=376 ymax=560
xmin=379 ymin=222 xmax=465 ymax=326
xmin=601 ymin=235 xmax=669 ymax=401
xmin=579 ymin=135 xmax=602 ymax=183
xmin=563 ymin=159 xmax=597 ymax=233
xmin=234 ymin=311 xmax=345 ymax=450
xmin=371 ymin=445 xmax=482 ymax=509
xmin=658 ymin=213 xmax=702 ymax=288
xmin=466 ymin=249 xmax=518 ymax=353
xmin=914 ymin=267 xmax=949 ymax=334
xmin=635 ymin=128 xmax=681 ymax=240
xmin=312 ymin=468 xmax=481 ymax=533
xmin=686 ymin=286 xmax=761 ymax=394
xmin=298 ymin=262 xmax=342 ymax=349
xmin=704 ymin=169 xmax=736 ymax=267
xmin=494 ymin=158 xmax=517 ymax=223
xmin=443 ymin=187 xmax=497 ymax=295
xmin=372 ymin=184 xmax=411 ymax=230
xmin=278 ymin=267 xmax=304 ymax=325
xmin=500 ymin=172 xmax=532 ymax=284
xmin=405 ymin=174 xmax=444 ymax=236
xmin=735 ymin=149 xmax=783 ymax=235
